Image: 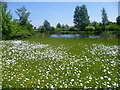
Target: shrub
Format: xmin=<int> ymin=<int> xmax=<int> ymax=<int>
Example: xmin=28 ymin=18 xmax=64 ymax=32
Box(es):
xmin=86 ymin=26 xmax=95 ymax=34
xmin=106 ymin=23 xmax=119 ymax=31
xmin=69 ymin=27 xmax=76 ymax=31
xmin=101 ymin=30 xmax=115 ymax=39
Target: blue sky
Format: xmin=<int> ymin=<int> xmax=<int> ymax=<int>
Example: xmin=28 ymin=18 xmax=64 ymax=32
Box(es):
xmin=7 ymin=2 xmax=118 ymax=27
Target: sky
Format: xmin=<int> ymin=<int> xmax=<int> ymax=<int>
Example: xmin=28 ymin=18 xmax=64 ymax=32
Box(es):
xmin=7 ymin=2 xmax=118 ymax=27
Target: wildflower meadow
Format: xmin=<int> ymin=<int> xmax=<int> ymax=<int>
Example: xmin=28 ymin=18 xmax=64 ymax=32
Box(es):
xmin=1 ymin=38 xmax=119 ymax=88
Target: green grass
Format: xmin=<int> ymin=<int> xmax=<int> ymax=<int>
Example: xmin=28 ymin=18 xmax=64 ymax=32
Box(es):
xmin=1 ymin=37 xmax=119 ymax=88
xmin=25 ymin=37 xmax=118 ymax=55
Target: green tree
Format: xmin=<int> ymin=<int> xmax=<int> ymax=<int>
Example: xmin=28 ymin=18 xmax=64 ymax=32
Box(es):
xmin=10 ymin=19 xmax=21 ymax=38
xmin=116 ymin=16 xmax=120 ymax=25
xmin=15 ymin=6 xmax=30 ymax=26
xmin=26 ymin=23 xmax=34 ymax=33
xmin=73 ymin=6 xmax=81 ymax=29
xmin=15 ymin=6 xmax=34 ymax=35
xmin=56 ymin=23 xmax=61 ymax=28
xmin=101 ymin=8 xmax=109 ymax=31
xmin=73 ymin=5 xmax=90 ymax=30
xmin=43 ymin=20 xmax=51 ymax=31
xmin=1 ymin=2 xmax=12 ymax=39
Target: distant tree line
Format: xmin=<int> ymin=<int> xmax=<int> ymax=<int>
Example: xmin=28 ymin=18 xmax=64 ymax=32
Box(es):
xmin=37 ymin=4 xmax=120 ymax=38
xmin=1 ymin=2 xmax=120 ymax=40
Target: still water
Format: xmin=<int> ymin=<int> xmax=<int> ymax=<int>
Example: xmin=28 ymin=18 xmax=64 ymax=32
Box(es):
xmin=50 ymin=34 xmax=101 ymax=38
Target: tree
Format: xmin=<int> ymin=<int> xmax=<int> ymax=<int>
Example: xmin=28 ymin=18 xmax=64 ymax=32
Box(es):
xmin=73 ymin=5 xmax=90 ymax=30
xmin=56 ymin=23 xmax=61 ymax=28
xmin=116 ymin=16 xmax=120 ymax=25
xmin=15 ymin=6 xmax=30 ymax=26
xmin=43 ymin=20 xmax=51 ymax=31
xmin=10 ymin=19 xmax=22 ymax=38
xmin=101 ymin=8 xmax=109 ymax=31
xmin=15 ymin=6 xmax=35 ymax=35
xmin=1 ymin=2 xmax=12 ymax=39
xmin=25 ymin=23 xmax=34 ymax=33
xmin=73 ymin=6 xmax=81 ymax=29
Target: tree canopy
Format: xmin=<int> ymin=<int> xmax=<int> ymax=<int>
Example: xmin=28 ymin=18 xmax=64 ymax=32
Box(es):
xmin=101 ymin=8 xmax=109 ymax=26
xmin=15 ymin=6 xmax=30 ymax=26
xmin=43 ymin=20 xmax=51 ymax=31
xmin=73 ymin=5 xmax=90 ymax=30
xmin=56 ymin=23 xmax=62 ymax=28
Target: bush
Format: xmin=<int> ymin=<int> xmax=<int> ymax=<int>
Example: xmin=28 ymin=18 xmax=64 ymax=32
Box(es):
xmin=105 ymin=23 xmax=120 ymax=38
xmin=86 ymin=26 xmax=95 ymax=34
xmin=69 ymin=27 xmax=76 ymax=31
xmin=38 ymin=26 xmax=46 ymax=33
xmin=101 ymin=30 xmax=115 ymax=39
xmin=16 ymin=30 xmax=31 ymax=38
xmin=11 ymin=25 xmax=31 ymax=39
xmin=106 ymin=23 xmax=120 ymax=31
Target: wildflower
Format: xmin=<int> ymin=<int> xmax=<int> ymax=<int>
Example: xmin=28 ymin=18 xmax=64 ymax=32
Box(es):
xmin=71 ymin=79 xmax=74 ymax=82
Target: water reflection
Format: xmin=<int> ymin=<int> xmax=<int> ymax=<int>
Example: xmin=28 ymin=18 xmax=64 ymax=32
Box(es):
xmin=50 ymin=34 xmax=101 ymax=38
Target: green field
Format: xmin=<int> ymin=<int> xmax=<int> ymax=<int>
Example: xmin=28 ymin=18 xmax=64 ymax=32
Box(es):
xmin=1 ymin=37 xmax=119 ymax=88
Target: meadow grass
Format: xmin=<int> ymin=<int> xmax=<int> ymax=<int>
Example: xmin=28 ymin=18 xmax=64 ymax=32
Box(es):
xmin=1 ymin=37 xmax=119 ymax=88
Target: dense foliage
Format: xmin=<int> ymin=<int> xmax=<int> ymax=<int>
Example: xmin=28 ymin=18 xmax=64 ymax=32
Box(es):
xmin=1 ymin=2 xmax=12 ymax=40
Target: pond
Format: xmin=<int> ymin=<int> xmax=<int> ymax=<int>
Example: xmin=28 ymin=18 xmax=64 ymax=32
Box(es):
xmin=50 ymin=34 xmax=101 ymax=38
